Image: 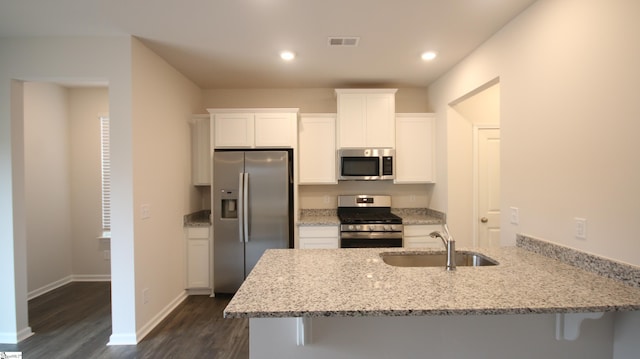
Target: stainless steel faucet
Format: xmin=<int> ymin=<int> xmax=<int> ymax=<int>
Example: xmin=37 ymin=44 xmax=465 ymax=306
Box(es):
xmin=430 ymin=224 xmax=456 ymax=271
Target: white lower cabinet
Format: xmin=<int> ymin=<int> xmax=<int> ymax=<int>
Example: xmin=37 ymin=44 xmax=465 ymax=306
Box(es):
xmin=403 ymin=224 xmax=443 ymax=249
xmin=186 ymin=227 xmax=211 ymax=289
xmin=298 ymin=225 xmax=339 ymax=249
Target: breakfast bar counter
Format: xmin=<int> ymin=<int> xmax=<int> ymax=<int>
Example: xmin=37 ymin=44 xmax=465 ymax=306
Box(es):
xmin=224 ymin=246 xmax=640 ymax=319
xmin=224 ymin=240 xmax=640 ymax=359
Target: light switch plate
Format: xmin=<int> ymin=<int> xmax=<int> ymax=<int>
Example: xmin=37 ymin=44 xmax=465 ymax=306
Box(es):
xmin=575 ymin=218 xmax=587 ymax=239
xmin=141 ymin=204 xmax=151 ymax=219
xmin=510 ymin=207 xmax=519 ymax=225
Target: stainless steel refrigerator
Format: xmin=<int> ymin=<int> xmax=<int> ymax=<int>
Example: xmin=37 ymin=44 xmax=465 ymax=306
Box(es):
xmin=213 ymin=150 xmax=293 ymax=293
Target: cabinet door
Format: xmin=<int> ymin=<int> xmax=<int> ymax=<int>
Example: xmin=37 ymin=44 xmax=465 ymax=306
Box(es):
xmin=187 ymin=238 xmax=210 ymax=288
xmin=336 ymin=90 xmax=396 ymax=148
xmin=395 ymin=114 xmax=436 ymax=183
xmin=255 ymin=112 xmax=297 ymax=147
xmin=298 ymin=226 xmax=339 ymax=249
xmin=299 ymin=115 xmax=337 ymax=184
xmin=403 ymin=224 xmax=442 ymax=249
xmin=214 ymin=113 xmax=254 ymax=148
xmin=191 ymin=115 xmax=211 ymax=185
xmin=365 ymin=94 xmax=395 ymax=148
xmin=337 ymin=94 xmax=367 ymax=148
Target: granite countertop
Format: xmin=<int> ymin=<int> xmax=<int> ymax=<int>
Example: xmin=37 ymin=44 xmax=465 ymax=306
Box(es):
xmin=296 ymin=208 xmax=445 ymax=226
xmin=297 ymin=209 xmax=340 ymax=226
xmin=183 ymin=210 xmax=211 ymax=226
xmin=224 ymin=246 xmax=640 ymax=318
xmin=392 ymin=208 xmax=445 ymax=225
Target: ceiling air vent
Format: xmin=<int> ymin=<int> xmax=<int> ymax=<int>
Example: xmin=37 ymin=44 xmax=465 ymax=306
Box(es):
xmin=328 ymin=37 xmax=360 ymax=47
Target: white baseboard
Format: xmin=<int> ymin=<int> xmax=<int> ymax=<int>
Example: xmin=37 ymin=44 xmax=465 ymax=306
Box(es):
xmin=72 ymin=274 xmax=111 ymax=282
xmin=186 ymin=288 xmax=212 ymax=296
xmin=27 ymin=275 xmax=74 ymax=300
xmin=135 ymin=290 xmax=188 ymax=343
xmin=25 ymin=277 xmax=188 ymax=347
xmin=28 ymin=274 xmax=112 ymax=300
xmin=0 ymin=327 xmax=33 ymax=344
xmin=17 ymin=326 xmax=34 ymax=342
xmin=107 ymin=333 xmax=138 ymax=346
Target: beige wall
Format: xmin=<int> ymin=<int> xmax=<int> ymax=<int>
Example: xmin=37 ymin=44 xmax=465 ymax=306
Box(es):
xmin=429 ymin=0 xmax=640 ymax=266
xmin=299 ymin=183 xmax=433 ymax=209
xmin=131 ymin=38 xmax=203 ymax=335
xmin=429 ymin=2 xmax=640 ymax=354
xmin=23 ymin=82 xmax=73 ymax=293
xmin=202 ymin=87 xmax=431 ymax=113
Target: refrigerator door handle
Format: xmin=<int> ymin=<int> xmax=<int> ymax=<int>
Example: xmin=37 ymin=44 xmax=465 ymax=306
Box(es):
xmin=243 ymin=172 xmax=250 ymax=242
xmin=238 ymin=173 xmax=245 ymax=243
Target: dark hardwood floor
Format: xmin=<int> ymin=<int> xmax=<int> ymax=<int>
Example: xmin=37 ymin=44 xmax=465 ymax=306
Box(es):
xmin=0 ymin=282 xmax=249 ymax=359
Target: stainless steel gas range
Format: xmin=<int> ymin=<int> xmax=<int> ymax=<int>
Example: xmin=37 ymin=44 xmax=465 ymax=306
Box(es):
xmin=337 ymin=195 xmax=403 ymax=248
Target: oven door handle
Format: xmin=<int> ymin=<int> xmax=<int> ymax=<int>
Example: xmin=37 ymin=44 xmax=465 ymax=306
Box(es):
xmin=340 ymin=232 xmax=403 ymax=240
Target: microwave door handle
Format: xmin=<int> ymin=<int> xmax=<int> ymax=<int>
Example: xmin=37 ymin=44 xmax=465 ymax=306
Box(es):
xmin=238 ymin=173 xmax=244 ymax=242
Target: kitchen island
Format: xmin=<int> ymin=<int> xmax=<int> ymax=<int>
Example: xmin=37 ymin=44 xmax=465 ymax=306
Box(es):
xmin=225 ymin=244 xmax=640 ymax=358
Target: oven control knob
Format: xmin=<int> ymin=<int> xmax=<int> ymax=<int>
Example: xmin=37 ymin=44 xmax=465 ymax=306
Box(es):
xmin=357 ymin=225 xmax=363 ymax=231
xmin=348 ymin=225 xmax=355 ymax=230
xmin=384 ymin=225 xmax=392 ymax=231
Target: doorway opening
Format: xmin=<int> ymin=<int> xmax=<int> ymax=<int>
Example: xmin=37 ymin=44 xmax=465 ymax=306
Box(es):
xmin=449 ymin=79 xmax=501 ymax=247
xmin=21 ymin=81 xmax=111 ymax=341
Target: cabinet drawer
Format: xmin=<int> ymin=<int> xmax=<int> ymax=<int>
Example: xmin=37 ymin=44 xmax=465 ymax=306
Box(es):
xmin=299 ymin=226 xmax=339 ymax=238
xmin=186 ymin=227 xmax=210 ymax=238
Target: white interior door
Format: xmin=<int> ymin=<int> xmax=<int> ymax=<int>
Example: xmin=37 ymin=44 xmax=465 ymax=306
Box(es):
xmin=477 ymin=128 xmax=501 ymax=247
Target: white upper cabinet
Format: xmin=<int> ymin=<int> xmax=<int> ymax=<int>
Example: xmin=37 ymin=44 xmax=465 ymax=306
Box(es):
xmin=254 ymin=112 xmax=297 ymax=147
xmin=191 ymin=115 xmax=211 ymax=185
xmin=298 ymin=114 xmax=337 ymax=184
xmin=336 ymin=89 xmax=397 ymax=148
xmin=395 ymin=113 xmax=436 ymax=183
xmin=209 ymin=109 xmax=298 ymax=148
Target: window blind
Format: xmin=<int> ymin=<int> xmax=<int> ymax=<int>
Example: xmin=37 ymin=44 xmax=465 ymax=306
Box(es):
xmin=100 ymin=116 xmax=111 ymax=232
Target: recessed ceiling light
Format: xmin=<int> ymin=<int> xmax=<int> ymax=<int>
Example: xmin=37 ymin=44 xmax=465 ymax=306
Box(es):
xmin=280 ymin=51 xmax=295 ymax=61
xmin=421 ymin=51 xmax=437 ymax=61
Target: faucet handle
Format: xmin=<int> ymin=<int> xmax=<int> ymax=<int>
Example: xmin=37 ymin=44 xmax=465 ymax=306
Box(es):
xmin=443 ymin=224 xmax=453 ymax=241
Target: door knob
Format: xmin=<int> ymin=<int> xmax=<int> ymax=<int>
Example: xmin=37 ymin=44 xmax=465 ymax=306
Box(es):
xmin=480 ymin=217 xmax=488 ymax=223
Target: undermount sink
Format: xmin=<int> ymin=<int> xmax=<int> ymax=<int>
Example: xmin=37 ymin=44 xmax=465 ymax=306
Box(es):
xmin=380 ymin=251 xmax=498 ymax=268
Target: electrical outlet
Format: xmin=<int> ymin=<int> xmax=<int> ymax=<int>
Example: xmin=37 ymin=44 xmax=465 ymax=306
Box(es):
xmin=143 ymin=288 xmax=149 ymax=304
xmin=575 ymin=218 xmax=587 ymax=239
xmin=103 ymin=250 xmax=110 ymax=261
xmin=409 ymin=195 xmax=416 ymax=202
xmin=510 ymin=207 xmax=519 ymax=225
xmin=323 ymin=195 xmax=330 ymax=204
xmin=141 ymin=204 xmax=151 ymax=219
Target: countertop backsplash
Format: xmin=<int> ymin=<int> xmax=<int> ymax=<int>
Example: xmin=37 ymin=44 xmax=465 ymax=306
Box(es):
xmin=517 ymin=234 xmax=640 ymax=288
xmin=297 ymin=208 xmax=445 ymax=226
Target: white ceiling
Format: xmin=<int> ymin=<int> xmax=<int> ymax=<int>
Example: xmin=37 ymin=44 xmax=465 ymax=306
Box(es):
xmin=0 ymin=0 xmax=537 ymax=89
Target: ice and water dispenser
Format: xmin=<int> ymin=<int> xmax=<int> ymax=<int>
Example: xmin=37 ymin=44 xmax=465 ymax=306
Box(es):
xmin=220 ymin=189 xmax=238 ymax=219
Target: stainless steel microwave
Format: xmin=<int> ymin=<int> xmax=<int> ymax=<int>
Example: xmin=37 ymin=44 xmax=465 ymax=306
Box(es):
xmin=337 ymin=148 xmax=395 ymax=181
